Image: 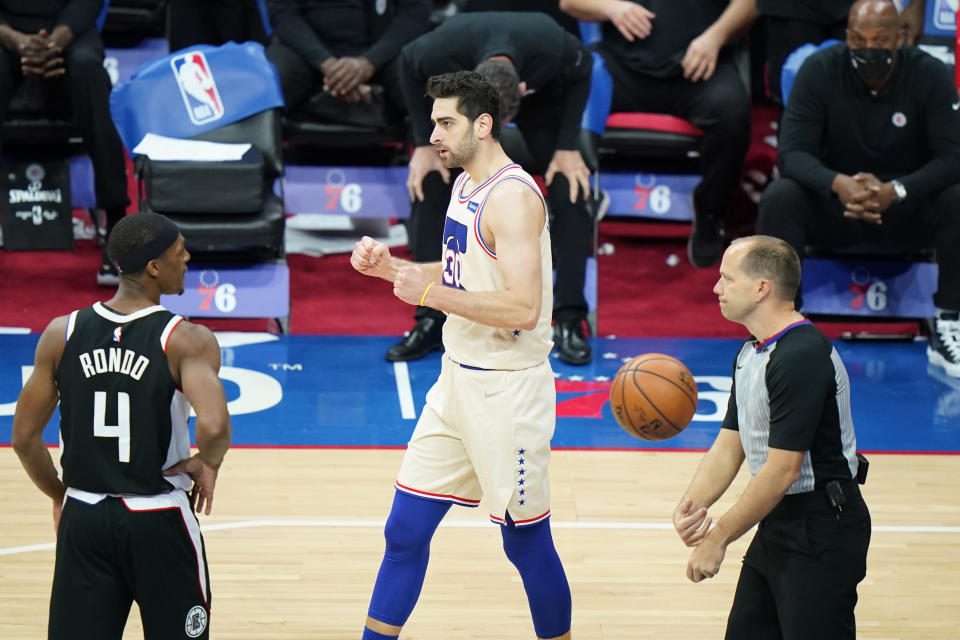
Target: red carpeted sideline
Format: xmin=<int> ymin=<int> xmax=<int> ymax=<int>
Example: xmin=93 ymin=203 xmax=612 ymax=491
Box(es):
xmin=0 ymin=105 xmax=920 ymax=338
xmin=0 ymin=220 xmax=919 ymax=339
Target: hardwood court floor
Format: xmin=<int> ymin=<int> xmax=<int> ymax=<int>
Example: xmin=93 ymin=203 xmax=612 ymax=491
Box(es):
xmin=1 ymin=448 xmax=958 ymax=639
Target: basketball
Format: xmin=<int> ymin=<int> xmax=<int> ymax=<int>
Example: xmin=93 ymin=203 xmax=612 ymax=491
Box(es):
xmin=609 ymin=353 xmax=698 ymax=441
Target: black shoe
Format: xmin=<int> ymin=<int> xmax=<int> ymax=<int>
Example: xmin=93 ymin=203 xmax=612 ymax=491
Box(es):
xmin=97 ymin=253 xmax=120 ymax=287
xmin=386 ymin=317 xmax=444 ymax=362
xmin=553 ymin=320 xmax=592 ymax=365
xmin=687 ymin=215 xmax=725 ymax=268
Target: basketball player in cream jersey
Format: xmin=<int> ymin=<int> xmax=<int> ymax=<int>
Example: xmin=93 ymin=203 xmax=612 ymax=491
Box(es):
xmin=351 ymin=71 xmax=572 ymax=640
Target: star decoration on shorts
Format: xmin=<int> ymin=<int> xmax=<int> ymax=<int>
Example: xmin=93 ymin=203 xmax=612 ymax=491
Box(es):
xmin=518 ymin=479 xmax=525 ymax=486
xmin=593 ymin=376 xmax=610 ymax=382
xmin=518 ymin=457 xmax=525 ymax=465
xmin=518 ymin=468 xmax=525 ymax=475
xmin=519 ymin=499 xmax=526 ymax=506
xmin=513 ymin=329 xmax=520 ymax=336
xmin=518 ymin=449 xmax=526 ymax=455
xmin=603 ymin=352 xmax=619 ymax=359
xmin=568 ymin=375 xmax=584 ymax=381
xmin=519 ymin=489 xmax=525 ymax=496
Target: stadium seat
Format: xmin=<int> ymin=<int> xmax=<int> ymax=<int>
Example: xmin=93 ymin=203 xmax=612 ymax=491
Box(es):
xmin=101 ymin=0 xmax=168 ymax=39
xmin=110 ymin=41 xmax=286 ymax=259
xmin=578 ymin=21 xmax=725 ymax=223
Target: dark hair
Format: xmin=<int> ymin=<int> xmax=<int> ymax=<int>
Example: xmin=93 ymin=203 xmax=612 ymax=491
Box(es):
xmin=738 ymin=235 xmax=802 ymax=302
xmin=474 ymin=59 xmax=521 ymax=124
xmin=107 ymin=212 xmax=172 ymax=276
xmin=426 ymin=70 xmax=503 ymax=139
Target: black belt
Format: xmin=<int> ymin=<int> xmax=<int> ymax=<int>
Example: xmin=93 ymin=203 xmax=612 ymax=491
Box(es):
xmin=769 ymin=478 xmax=862 ymax=517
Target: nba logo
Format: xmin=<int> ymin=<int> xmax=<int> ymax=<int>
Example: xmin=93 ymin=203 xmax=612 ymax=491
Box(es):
xmin=170 ymin=51 xmax=225 ymax=125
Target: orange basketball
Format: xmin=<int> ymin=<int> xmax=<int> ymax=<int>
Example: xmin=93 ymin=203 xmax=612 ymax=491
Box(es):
xmin=609 ymin=353 xmax=698 ymax=441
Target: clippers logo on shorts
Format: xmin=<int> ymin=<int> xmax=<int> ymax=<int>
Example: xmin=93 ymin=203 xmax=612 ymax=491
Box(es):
xmin=442 ymin=218 xmax=468 ymax=290
xmin=184 ymin=605 xmax=208 ymax=637
xmin=170 ymin=52 xmax=224 ymax=125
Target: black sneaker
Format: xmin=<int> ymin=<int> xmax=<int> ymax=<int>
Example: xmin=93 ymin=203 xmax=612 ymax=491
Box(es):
xmin=928 ymin=311 xmax=960 ymax=378
xmin=97 ymin=253 xmax=120 ymax=287
xmin=687 ymin=214 xmax=725 ymax=268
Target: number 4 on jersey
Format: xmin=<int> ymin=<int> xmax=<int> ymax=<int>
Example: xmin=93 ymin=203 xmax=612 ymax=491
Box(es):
xmin=94 ymin=391 xmax=131 ymax=463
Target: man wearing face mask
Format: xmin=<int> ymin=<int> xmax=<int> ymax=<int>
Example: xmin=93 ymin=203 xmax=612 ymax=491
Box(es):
xmin=756 ymin=0 xmax=960 ymax=381
xmin=759 ymin=0 xmax=927 ymax=107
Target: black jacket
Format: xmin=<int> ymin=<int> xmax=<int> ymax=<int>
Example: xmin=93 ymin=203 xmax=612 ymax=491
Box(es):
xmin=0 ymin=0 xmax=101 ymax=40
xmin=267 ymin=0 xmax=430 ymax=72
xmin=399 ymin=12 xmax=591 ymax=150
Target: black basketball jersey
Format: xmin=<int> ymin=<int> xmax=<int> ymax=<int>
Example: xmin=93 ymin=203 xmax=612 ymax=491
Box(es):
xmin=55 ymin=302 xmax=193 ymax=495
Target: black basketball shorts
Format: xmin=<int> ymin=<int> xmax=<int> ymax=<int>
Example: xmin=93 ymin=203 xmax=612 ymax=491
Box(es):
xmin=49 ymin=491 xmax=211 ymax=640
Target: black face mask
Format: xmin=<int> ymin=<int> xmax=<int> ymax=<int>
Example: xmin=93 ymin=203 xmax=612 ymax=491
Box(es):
xmin=849 ymin=47 xmax=896 ymax=85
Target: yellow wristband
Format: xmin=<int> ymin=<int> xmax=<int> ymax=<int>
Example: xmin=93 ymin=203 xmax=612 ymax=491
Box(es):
xmin=419 ymin=282 xmax=435 ymax=307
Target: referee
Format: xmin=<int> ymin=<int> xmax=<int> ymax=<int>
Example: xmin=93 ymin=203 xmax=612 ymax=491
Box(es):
xmin=672 ymin=235 xmax=871 ymax=639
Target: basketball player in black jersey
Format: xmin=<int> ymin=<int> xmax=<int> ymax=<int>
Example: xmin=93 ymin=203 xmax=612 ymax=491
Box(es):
xmin=12 ymin=212 xmax=231 ymax=640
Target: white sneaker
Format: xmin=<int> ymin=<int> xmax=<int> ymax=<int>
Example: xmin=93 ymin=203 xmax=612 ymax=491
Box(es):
xmin=928 ymin=312 xmax=960 ymax=378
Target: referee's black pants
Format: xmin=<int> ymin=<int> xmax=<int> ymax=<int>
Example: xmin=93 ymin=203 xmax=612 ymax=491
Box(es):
xmin=406 ymin=85 xmax=593 ymax=326
xmin=757 ymin=177 xmax=960 ymax=311
xmin=725 ymin=480 xmax=871 ymax=640
xmin=0 ymin=27 xmax=130 ymax=213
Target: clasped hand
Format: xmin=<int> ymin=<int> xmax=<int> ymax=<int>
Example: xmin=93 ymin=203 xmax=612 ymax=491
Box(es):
xmin=17 ymin=29 xmax=65 ymax=79
xmin=833 ymin=172 xmax=896 ymax=224
xmin=674 ymin=498 xmax=726 ymax=583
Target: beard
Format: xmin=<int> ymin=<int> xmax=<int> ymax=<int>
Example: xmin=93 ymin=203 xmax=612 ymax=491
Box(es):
xmin=441 ymin=129 xmax=480 ymax=169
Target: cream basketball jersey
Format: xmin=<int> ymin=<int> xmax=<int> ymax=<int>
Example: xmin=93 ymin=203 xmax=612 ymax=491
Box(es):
xmin=440 ymin=163 xmax=553 ymax=370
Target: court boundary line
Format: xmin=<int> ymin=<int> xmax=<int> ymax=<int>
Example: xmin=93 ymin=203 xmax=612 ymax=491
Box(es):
xmin=3 ymin=444 xmax=959 ymax=455
xmin=393 ymin=361 xmax=416 ymax=420
xmin=4 ymin=519 xmax=958 ymax=557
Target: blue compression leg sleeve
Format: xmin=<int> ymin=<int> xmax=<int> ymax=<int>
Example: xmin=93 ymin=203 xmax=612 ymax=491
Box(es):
xmin=365 ymin=490 xmax=451 ymax=630
xmin=501 ymin=516 xmax=572 ymax=639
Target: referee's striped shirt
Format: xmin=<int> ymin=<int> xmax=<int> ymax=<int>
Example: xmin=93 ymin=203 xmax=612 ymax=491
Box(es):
xmin=721 ymin=320 xmax=859 ymax=494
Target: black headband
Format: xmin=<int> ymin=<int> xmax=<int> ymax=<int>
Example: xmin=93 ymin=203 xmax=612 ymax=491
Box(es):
xmin=113 ymin=217 xmax=180 ymax=274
